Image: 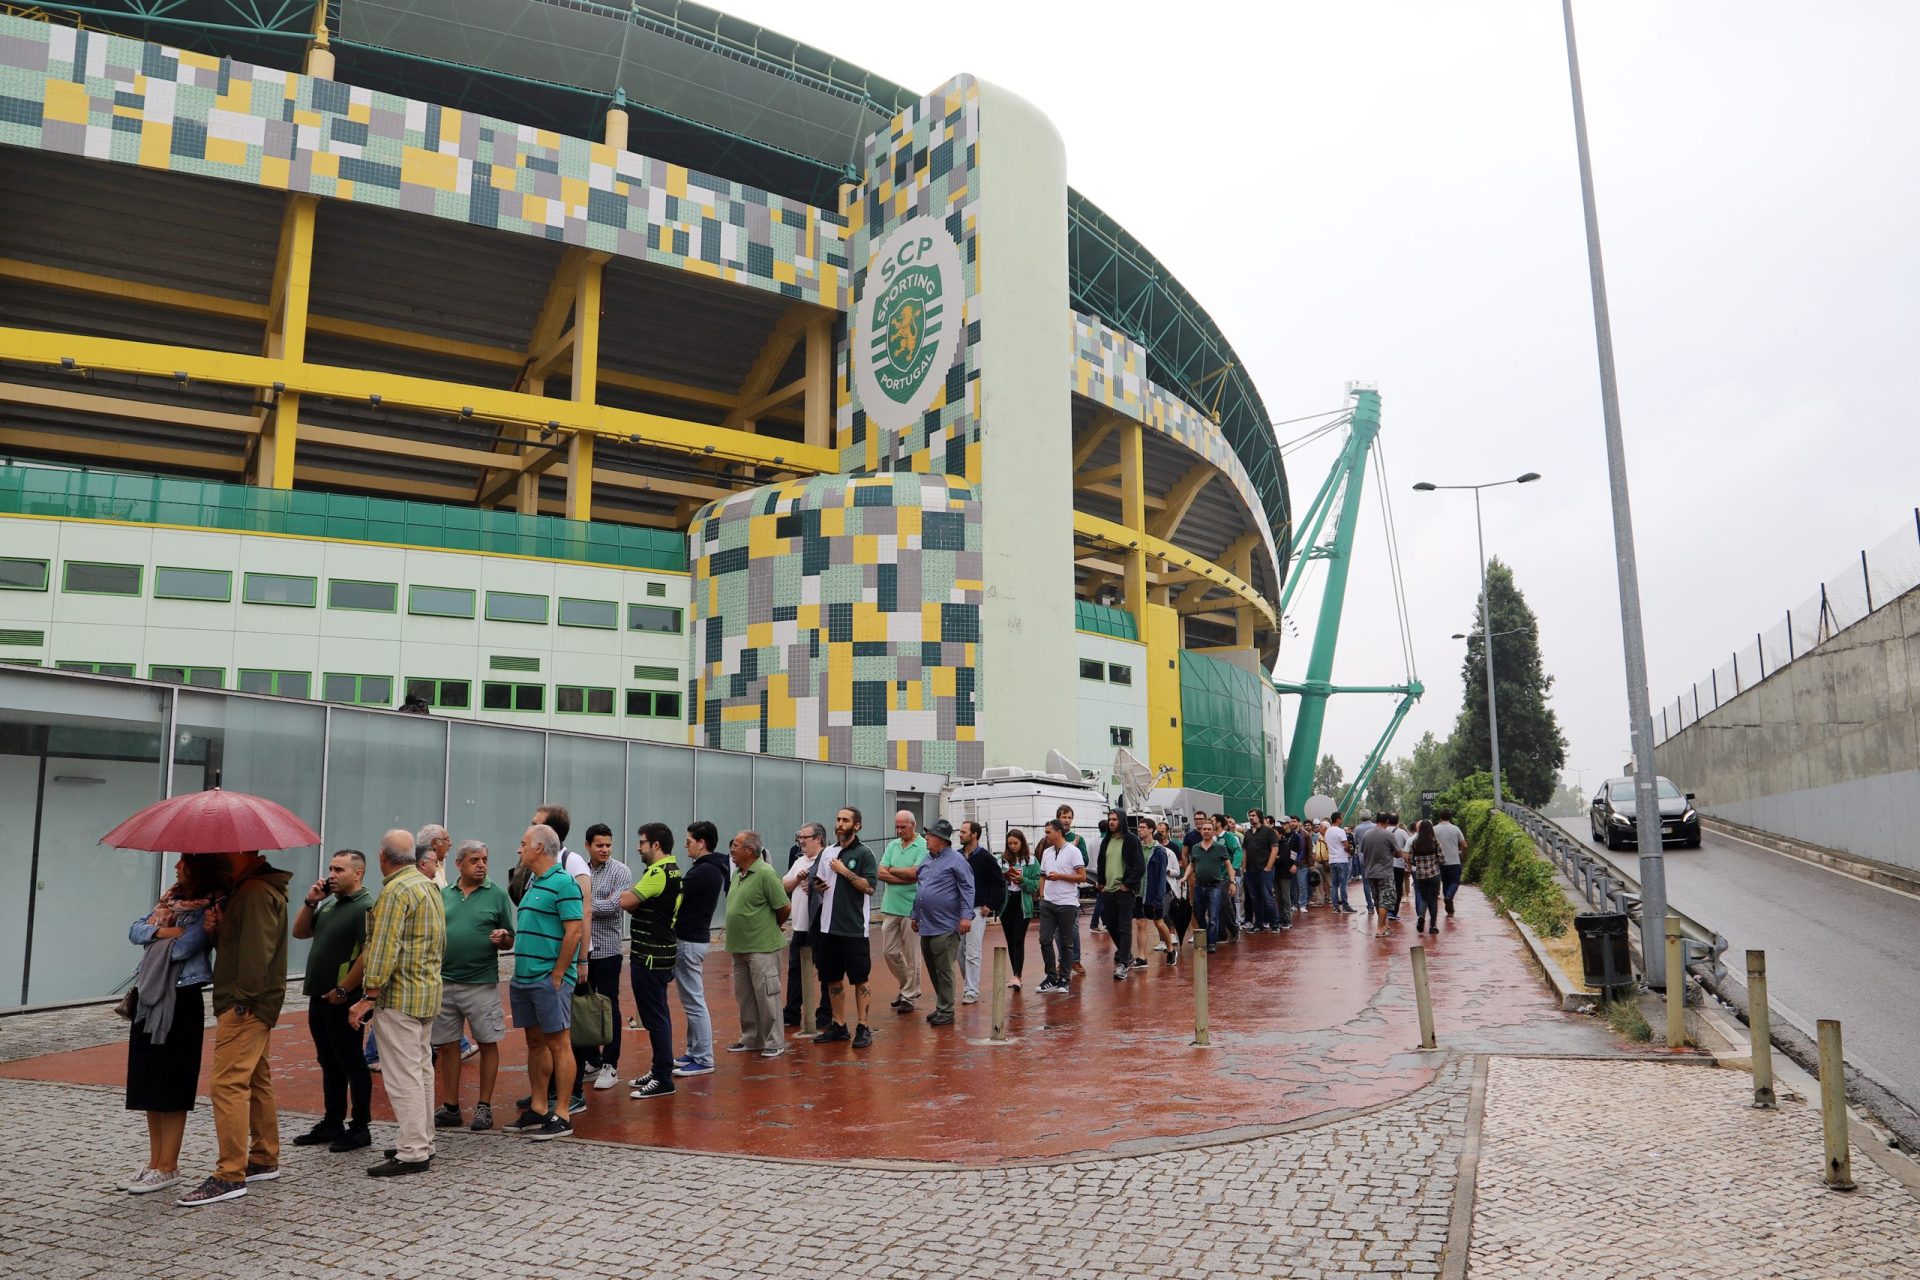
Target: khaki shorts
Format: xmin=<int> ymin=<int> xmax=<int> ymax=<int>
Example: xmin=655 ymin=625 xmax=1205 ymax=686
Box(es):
xmin=432 ymin=980 xmax=506 ymax=1046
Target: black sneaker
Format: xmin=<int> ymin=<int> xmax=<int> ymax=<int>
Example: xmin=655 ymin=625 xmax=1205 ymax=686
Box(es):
xmin=629 ymin=1077 xmax=676 ymax=1101
xmin=889 ymin=996 xmax=908 ymax=1011
xmin=1165 ymin=949 xmax=1177 ymax=967
xmin=528 ymin=1113 xmax=573 ymax=1142
xmin=327 ymin=1125 xmax=371 ymax=1153
xmin=433 ymin=1104 xmax=462 ymax=1129
xmin=292 ymin=1122 xmax=344 ymax=1148
xmin=927 ymin=1011 xmax=955 ymax=1026
xmin=813 ymin=1022 xmax=851 ymax=1044
xmin=367 ymin=1156 xmax=431 ymax=1177
xmin=175 ymin=1175 xmax=246 ymax=1206
xmin=470 ymin=1103 xmax=494 ymax=1132
xmin=851 ymin=1024 xmax=873 ymax=1049
xmin=515 ymin=1093 xmax=559 ymax=1112
xmin=1130 ymin=958 xmax=1149 ymax=968
xmin=567 ymin=1094 xmax=587 ymax=1116
xmin=505 ymin=1107 xmax=548 ymax=1135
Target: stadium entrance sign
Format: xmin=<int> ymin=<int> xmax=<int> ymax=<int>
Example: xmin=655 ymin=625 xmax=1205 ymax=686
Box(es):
xmin=854 ymin=216 xmax=965 ymax=432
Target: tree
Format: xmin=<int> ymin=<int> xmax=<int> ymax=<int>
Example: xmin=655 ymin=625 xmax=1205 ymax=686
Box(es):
xmin=1390 ymin=730 xmax=1457 ymax=819
xmin=1447 ymin=558 xmax=1568 ymax=807
xmin=1364 ymin=759 xmax=1402 ymax=815
xmin=1311 ymin=753 xmax=1346 ymax=799
xmin=1542 ymin=775 xmax=1585 ymax=817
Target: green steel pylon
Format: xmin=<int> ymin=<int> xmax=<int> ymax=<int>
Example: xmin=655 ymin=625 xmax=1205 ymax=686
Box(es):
xmin=1277 ymin=389 xmax=1420 ymax=815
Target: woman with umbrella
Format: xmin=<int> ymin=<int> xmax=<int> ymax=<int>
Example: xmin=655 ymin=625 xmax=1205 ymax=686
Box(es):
xmin=121 ymin=853 xmax=228 ymax=1195
xmin=102 ymin=787 xmax=315 ymax=1207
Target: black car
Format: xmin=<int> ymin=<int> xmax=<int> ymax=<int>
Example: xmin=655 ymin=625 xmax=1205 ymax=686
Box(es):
xmin=1589 ymin=776 xmax=1701 ymax=849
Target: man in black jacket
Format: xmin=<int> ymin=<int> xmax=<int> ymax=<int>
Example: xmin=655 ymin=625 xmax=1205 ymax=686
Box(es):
xmin=959 ymin=820 xmax=1004 ymax=1003
xmin=1243 ymin=810 xmax=1280 ymax=932
xmin=1092 ymin=808 xmax=1146 ymax=980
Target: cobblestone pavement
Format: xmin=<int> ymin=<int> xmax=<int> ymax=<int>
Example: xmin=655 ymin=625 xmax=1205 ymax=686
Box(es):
xmin=1 ymin=1059 xmax=1468 ymax=1280
xmin=1470 ymin=1057 xmax=1920 ymax=1279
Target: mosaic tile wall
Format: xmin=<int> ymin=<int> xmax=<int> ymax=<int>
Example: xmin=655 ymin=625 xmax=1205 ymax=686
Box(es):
xmin=686 ymin=471 xmax=985 ymax=775
xmin=0 ymin=15 xmax=849 ymax=307
xmin=834 ymin=77 xmax=982 ymax=480
xmin=1073 ymin=310 xmax=1281 ymax=580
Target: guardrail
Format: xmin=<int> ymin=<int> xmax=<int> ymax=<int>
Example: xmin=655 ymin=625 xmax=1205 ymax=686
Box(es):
xmin=1501 ymin=802 xmax=1729 ymax=982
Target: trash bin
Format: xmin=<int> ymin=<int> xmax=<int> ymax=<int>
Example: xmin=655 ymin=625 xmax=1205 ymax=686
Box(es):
xmin=1573 ymin=911 xmax=1633 ymax=997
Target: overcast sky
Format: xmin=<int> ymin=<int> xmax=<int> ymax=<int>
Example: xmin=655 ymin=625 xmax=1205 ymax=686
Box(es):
xmin=717 ymin=0 xmax=1920 ymax=796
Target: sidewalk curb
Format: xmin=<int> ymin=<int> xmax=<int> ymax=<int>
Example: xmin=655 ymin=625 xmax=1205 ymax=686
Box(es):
xmin=1703 ymin=816 xmax=1920 ymax=898
xmin=1505 ymin=910 xmax=1591 ymax=1011
xmin=1440 ymin=1055 xmax=1488 ymax=1280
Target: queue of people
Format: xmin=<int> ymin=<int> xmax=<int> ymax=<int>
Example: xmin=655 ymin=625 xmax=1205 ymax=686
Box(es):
xmin=119 ymin=795 xmax=1468 ymax=1206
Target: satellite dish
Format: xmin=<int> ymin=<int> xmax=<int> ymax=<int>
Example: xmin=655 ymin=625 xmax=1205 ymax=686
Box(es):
xmin=1113 ymin=748 xmax=1154 ymax=811
xmin=1044 ymin=749 xmax=1080 ymax=782
xmin=1303 ymin=794 xmax=1337 ymax=822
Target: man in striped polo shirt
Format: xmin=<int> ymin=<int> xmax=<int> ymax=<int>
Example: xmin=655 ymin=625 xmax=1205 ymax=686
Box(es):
xmin=504 ymin=824 xmax=584 ymax=1142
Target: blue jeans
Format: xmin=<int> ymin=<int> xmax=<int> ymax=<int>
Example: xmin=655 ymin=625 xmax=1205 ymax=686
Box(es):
xmin=1329 ymin=861 xmax=1352 ymax=909
xmin=1247 ymin=869 xmax=1278 ymax=929
xmin=1196 ymin=883 xmax=1228 ymax=945
xmin=673 ymin=940 xmax=712 ymax=1063
xmin=1441 ymin=863 xmax=1462 ymax=906
xmin=1361 ymin=869 xmax=1377 ymax=912
xmin=1295 ymin=866 xmax=1311 ymax=910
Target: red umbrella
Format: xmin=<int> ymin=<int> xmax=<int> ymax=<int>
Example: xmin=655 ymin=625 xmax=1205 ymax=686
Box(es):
xmin=100 ymin=787 xmax=320 ymax=854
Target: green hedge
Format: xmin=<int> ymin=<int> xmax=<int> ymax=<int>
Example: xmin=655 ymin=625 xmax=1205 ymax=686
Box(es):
xmin=1457 ymin=799 xmax=1573 ymax=938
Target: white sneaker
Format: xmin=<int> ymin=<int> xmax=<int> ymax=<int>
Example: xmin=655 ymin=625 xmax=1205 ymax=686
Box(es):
xmin=1151 ymin=943 xmax=1167 ymax=952
xmin=961 ymin=991 xmax=978 ymax=1005
xmin=592 ymin=1064 xmax=618 ymax=1091
xmin=126 ymin=1167 xmax=178 ymax=1195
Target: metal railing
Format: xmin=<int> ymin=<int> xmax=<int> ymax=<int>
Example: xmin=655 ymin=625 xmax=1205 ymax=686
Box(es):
xmin=1655 ymin=510 xmax=1920 ymax=745
xmin=1503 ymin=802 xmax=1728 ymax=982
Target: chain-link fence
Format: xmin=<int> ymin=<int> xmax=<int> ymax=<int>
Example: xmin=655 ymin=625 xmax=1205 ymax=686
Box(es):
xmin=1656 ymin=510 xmax=1920 ymax=744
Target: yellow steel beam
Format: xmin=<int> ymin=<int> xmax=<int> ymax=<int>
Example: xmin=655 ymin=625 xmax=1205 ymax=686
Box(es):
xmin=803 ymin=312 xmax=834 ymax=449
xmin=1072 ymin=509 xmax=1274 ymax=628
xmin=1075 ymin=463 xmax=1122 ymax=487
xmin=257 ymin=194 xmax=317 ymax=490
xmin=0 ymin=328 xmax=839 ymax=472
xmin=0 ymin=380 xmax=260 ymax=434
xmin=1071 ymin=416 xmax=1118 ymax=472
xmin=721 ymin=304 xmax=815 ymax=432
xmin=296 ymin=424 xmax=527 ymax=471
xmin=1078 ymin=481 xmax=1165 ymax=510
xmin=1118 ymin=417 xmax=1147 ymax=637
xmin=565 ymin=258 xmax=604 ymax=521
xmin=475 ymin=441 xmax=568 ymax=508
xmin=1158 ymin=531 xmax=1261 ymax=588
xmin=737 ymin=376 xmax=807 ymax=423
xmin=1148 ymin=461 xmax=1216 ymax=540
xmin=0 ymin=256 xmax=265 ymax=321
xmin=0 ymin=426 xmax=241 ymax=474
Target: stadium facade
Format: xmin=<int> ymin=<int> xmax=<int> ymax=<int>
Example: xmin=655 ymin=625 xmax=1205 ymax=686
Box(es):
xmin=0 ymin=2 xmax=1290 ymax=825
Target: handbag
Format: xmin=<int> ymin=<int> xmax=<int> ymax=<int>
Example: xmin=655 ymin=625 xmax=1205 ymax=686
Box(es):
xmin=569 ymin=983 xmax=613 ymax=1049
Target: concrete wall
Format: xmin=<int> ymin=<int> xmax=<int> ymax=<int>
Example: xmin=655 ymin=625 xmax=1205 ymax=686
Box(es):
xmin=1654 ymin=583 xmax=1920 ymax=873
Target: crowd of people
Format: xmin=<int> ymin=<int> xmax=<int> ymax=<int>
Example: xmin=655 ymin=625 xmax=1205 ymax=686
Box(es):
xmin=116 ymin=795 xmax=1468 ymax=1207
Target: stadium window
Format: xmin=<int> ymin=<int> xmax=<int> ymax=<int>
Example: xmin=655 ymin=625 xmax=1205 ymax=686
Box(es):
xmin=482 ymin=681 xmax=544 ymax=712
xmin=408 ymin=585 xmax=476 ymax=619
xmin=557 ymin=597 xmax=618 ymax=630
xmin=63 ymin=561 xmax=142 ymax=596
xmin=329 ymin=579 xmax=397 ymax=612
xmin=243 ymin=572 xmax=316 ymax=607
xmin=0 ymin=558 xmax=49 ymax=591
xmin=485 ymin=591 xmax=548 ymax=624
xmin=153 ymin=567 xmax=232 ymax=602
xmin=323 ymin=672 xmax=393 ymax=705
xmin=1109 ymin=726 xmax=1135 ymax=748
xmin=1107 ymin=664 xmax=1134 ymax=687
xmin=1079 ymin=659 xmax=1105 ymax=681
xmin=151 ymin=665 xmax=225 ymax=689
xmin=238 ymin=669 xmax=311 ymax=699
xmin=556 ymin=685 xmax=615 ymax=715
xmin=625 ymin=690 xmax=683 ymax=719
xmin=626 ymin=604 xmax=683 ymax=633
xmin=405 ymin=677 xmax=471 ymax=710
xmin=56 ymin=661 xmax=136 ymax=677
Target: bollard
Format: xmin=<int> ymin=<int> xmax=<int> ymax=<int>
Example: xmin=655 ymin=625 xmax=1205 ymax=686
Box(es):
xmin=1818 ymin=1019 xmax=1855 ymax=1191
xmin=798 ymin=942 xmax=817 ymax=1030
xmin=1410 ymin=945 xmax=1437 ymax=1050
xmin=1192 ymin=945 xmax=1211 ymax=1046
xmin=1746 ymin=950 xmax=1776 ymax=1109
xmin=1665 ymin=918 xmax=1687 ymax=1049
xmin=989 ymin=946 xmax=1009 ymax=1043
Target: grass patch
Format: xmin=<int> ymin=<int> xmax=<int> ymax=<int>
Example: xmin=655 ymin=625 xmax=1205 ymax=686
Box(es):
xmin=1602 ymin=997 xmax=1652 ymax=1042
xmin=1458 ymin=800 xmax=1575 ymax=938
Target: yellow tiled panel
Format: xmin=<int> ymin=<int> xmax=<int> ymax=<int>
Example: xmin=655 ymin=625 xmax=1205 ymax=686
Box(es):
xmin=931 ymin=667 xmax=956 ymax=698
xmin=796 ymin=604 xmax=820 ymax=632
xmin=259 ymin=155 xmax=291 ymax=190
xmin=852 ymin=534 xmax=878 ymax=565
xmin=336 ymin=180 xmax=354 ymax=200
xmin=895 ymin=741 xmax=908 ymax=770
xmin=722 ymin=704 xmax=759 ymax=723
xmin=766 ymin=676 xmax=795 ymax=729
xmin=667 ymin=165 xmax=687 ymax=198
xmin=955 ymin=725 xmax=976 ymax=742
xmin=853 ymin=604 xmax=886 ymax=643
xmin=293 ymin=109 xmax=321 ymax=128
xmin=748 ymin=516 xmax=786 ymax=559
xmin=136 ymin=122 xmax=173 ymax=169
xmin=773 ymin=261 xmax=797 ymax=286
xmin=827 ymin=646 xmax=852 ymax=712
xmin=560 ymin=176 xmax=588 ymax=210
xmin=439 ymin=109 xmax=463 ymax=145
xmin=522 ymin=195 xmax=548 ymax=224
xmin=204 ymin=136 xmax=247 ymax=168
xmin=819 ymin=508 xmax=845 ymax=538
xmin=41 ymin=80 xmax=88 ymax=125
xmin=178 ymin=50 xmax=219 ymax=71
xmin=309 ymin=150 xmax=339 ymax=179
xmin=895 ymin=506 xmax=922 ymax=536
xmin=348 ymin=98 xmax=371 ymax=124
xmin=401 ymin=147 xmax=459 ymax=192
xmin=746 ymin=621 xmax=773 ymax=649
xmin=217 ymin=77 xmax=252 ymax=115
xmin=920 ymin=601 xmax=941 ymax=635
xmin=905 ymin=680 xmax=922 ymax=707
xmin=491 ymin=164 xmax=516 ymax=191
xmin=537 ymin=129 xmax=560 ymax=149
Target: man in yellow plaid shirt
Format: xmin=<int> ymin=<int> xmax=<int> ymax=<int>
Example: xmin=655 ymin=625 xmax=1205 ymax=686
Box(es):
xmin=349 ymin=829 xmax=447 ymax=1177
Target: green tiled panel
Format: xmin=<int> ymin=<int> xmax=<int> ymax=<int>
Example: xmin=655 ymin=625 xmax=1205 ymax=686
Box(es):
xmin=1074 ymin=600 xmax=1139 ymax=640
xmin=1179 ymin=649 xmax=1267 ymax=815
xmin=0 ymin=464 xmax=686 ymax=572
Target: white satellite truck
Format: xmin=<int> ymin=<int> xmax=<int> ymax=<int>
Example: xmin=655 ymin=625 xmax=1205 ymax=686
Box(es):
xmin=940 ymin=748 xmax=1222 ymax=849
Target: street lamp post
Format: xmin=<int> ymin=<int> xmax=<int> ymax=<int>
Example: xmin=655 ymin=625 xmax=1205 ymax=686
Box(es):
xmin=1414 ymin=473 xmax=1541 ymax=809
xmin=1561 ymin=0 xmax=1671 ymax=987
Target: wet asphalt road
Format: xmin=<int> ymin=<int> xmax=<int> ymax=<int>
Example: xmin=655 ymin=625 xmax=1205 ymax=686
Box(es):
xmin=1550 ymin=814 xmax=1920 ymax=1118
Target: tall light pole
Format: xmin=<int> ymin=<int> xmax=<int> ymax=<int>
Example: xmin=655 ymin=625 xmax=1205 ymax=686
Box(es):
xmin=1561 ymin=0 xmax=1670 ymax=986
xmin=1414 ymin=473 xmax=1541 ymax=808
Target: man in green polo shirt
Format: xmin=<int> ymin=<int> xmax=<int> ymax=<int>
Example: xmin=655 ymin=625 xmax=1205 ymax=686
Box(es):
xmin=290 ymin=849 xmax=375 ymax=1152
xmin=724 ymin=831 xmax=791 ymax=1058
xmin=875 ymin=811 xmax=927 ymax=1013
xmin=432 ymin=840 xmax=513 ymax=1133
xmin=1185 ymin=816 xmax=1236 ymax=954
